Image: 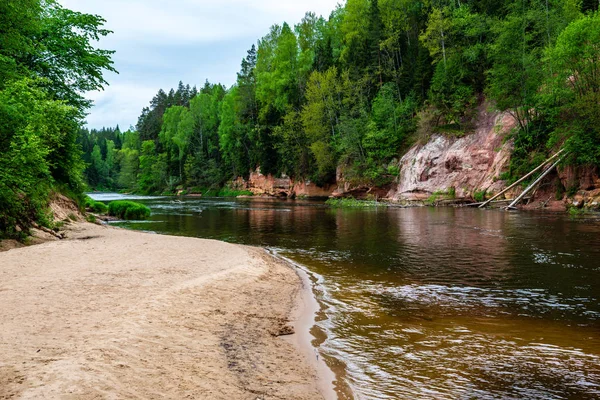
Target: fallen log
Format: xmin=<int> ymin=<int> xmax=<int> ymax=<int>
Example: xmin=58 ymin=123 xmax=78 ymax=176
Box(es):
xmin=505 ymin=156 xmax=564 ymax=210
xmin=479 ymin=149 xmax=564 ymax=208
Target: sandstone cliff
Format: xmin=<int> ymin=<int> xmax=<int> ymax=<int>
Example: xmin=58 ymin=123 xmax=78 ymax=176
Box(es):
xmin=388 ymin=104 xmax=516 ymax=202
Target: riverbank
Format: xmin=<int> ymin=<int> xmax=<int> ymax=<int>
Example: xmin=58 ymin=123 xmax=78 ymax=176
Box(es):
xmin=0 ymin=222 xmax=332 ymax=399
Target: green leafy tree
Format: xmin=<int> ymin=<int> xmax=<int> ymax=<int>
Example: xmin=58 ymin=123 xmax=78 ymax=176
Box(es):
xmin=363 ymin=83 xmax=417 ymax=169
xmin=138 ymin=140 xmax=163 ymax=194
xmin=487 ymin=0 xmax=580 ymax=131
xmin=90 ymin=144 xmax=105 ymax=187
xmin=545 ymin=13 xmax=600 ymax=164
xmin=301 ymin=67 xmax=344 ymax=182
xmin=0 ymin=78 xmax=81 ymax=237
xmin=115 ymin=130 xmax=140 ymax=189
xmin=21 ymin=0 xmax=117 ymax=112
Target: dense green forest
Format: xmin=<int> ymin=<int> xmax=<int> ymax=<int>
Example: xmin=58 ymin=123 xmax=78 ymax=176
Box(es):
xmin=81 ymin=0 xmax=600 ymax=195
xmin=0 ymin=0 xmax=115 ymax=238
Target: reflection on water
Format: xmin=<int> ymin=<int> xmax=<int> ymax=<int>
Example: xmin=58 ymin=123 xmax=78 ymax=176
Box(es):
xmin=91 ymin=194 xmax=600 ymax=399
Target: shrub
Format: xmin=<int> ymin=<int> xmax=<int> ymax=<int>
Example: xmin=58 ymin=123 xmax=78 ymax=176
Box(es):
xmin=387 ymin=165 xmax=400 ymax=176
xmin=84 ymin=196 xmax=108 ymax=214
xmin=108 ymin=200 xmax=151 ymax=220
xmin=473 ymin=190 xmax=487 ymax=203
xmin=92 ymin=202 xmax=108 ymax=214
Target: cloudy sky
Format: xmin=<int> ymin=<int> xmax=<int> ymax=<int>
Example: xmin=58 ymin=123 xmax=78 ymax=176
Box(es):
xmin=58 ymin=0 xmax=342 ymax=130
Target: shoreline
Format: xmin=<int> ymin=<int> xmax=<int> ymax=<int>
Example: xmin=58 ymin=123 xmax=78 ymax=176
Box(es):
xmin=0 ymin=222 xmax=336 ymax=399
xmin=269 ymin=251 xmax=355 ymax=400
xmin=270 ymin=251 xmax=338 ymax=400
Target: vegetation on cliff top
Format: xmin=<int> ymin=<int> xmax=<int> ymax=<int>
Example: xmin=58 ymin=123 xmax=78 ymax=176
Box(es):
xmin=80 ymin=1 xmax=600 ymax=196
xmin=0 ymin=0 xmax=116 ymax=239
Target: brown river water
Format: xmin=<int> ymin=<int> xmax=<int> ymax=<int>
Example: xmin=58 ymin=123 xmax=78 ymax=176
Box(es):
xmin=91 ymin=194 xmax=600 ymax=399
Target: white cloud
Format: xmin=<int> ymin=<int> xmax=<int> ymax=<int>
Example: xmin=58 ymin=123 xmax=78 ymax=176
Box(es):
xmin=61 ymin=0 xmax=341 ymax=44
xmin=84 ymin=82 xmax=158 ymax=130
xmin=57 ymin=0 xmax=342 ymax=129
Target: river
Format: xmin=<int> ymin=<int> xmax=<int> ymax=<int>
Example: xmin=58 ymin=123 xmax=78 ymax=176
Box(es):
xmin=90 ymin=193 xmax=600 ymax=399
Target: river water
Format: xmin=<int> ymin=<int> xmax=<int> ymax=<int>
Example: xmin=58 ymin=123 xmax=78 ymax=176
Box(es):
xmin=90 ymin=194 xmax=600 ymax=399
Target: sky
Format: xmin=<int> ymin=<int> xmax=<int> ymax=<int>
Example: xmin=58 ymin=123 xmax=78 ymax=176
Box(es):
xmin=58 ymin=0 xmax=342 ymax=130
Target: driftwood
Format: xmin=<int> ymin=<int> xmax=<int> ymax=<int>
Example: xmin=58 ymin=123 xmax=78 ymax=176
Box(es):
xmin=31 ymin=222 xmax=64 ymax=240
xmin=479 ymin=149 xmax=564 ymax=208
xmin=539 ymin=196 xmax=553 ymax=209
xmin=465 ymin=198 xmax=530 ymax=207
xmin=506 ymin=156 xmax=564 ymax=210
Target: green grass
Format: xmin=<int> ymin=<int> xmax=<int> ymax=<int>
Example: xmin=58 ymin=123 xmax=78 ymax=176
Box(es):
xmin=202 ymin=188 xmax=253 ymax=197
xmin=325 ymin=197 xmax=387 ymax=208
xmin=108 ymin=200 xmax=151 ymax=220
xmin=448 ymin=187 xmax=456 ymax=199
xmin=425 ymin=188 xmax=456 ymax=205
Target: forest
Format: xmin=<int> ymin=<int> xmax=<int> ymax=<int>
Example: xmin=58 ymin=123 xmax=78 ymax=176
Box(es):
xmin=80 ymin=0 xmax=600 ymax=196
xmin=0 ymin=0 xmax=115 ymax=238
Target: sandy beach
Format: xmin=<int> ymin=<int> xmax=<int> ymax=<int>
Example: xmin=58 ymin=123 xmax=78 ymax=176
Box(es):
xmin=0 ymin=223 xmax=328 ymax=399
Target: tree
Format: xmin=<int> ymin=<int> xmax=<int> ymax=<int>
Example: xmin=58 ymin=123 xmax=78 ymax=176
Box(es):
xmin=363 ymin=84 xmax=417 ymax=172
xmin=105 ymin=139 xmax=116 ymax=186
xmin=117 ymin=131 xmax=140 ymax=189
xmin=545 ymin=13 xmax=600 ymax=164
xmin=0 ymin=78 xmax=81 ymax=237
xmin=90 ymin=144 xmax=105 ymax=187
xmin=160 ymin=106 xmax=194 ymax=183
xmin=138 ymin=140 xmax=162 ymax=194
xmin=301 ymin=67 xmax=344 ymax=182
xmin=0 ymin=0 xmax=41 ymax=86
xmin=219 ymin=87 xmax=248 ymax=177
xmin=255 ymin=23 xmax=300 ymax=114
xmin=487 ymin=0 xmax=580 ymax=132
xmin=21 ymin=0 xmax=117 ymax=112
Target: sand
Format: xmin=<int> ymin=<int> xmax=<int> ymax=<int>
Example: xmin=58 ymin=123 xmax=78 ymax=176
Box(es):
xmin=0 ymin=223 xmax=327 ymax=399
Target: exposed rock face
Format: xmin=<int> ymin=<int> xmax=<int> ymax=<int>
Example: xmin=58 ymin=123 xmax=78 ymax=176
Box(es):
xmin=557 ymin=165 xmax=600 ymax=209
xmin=246 ymin=169 xmax=291 ymax=197
xmin=388 ymin=105 xmax=517 ymax=202
xmin=558 ymin=165 xmax=600 ymax=192
xmin=233 ymin=168 xmax=336 ymax=198
xmin=290 ymin=180 xmax=337 ymax=198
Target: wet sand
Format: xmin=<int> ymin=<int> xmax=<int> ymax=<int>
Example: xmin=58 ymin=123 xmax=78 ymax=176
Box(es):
xmin=0 ymin=223 xmax=329 ymax=399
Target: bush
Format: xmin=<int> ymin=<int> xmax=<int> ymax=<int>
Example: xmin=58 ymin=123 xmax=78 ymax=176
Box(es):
xmin=473 ymin=190 xmax=487 ymax=203
xmin=108 ymin=200 xmax=151 ymax=220
xmin=84 ymin=196 xmax=108 ymax=214
xmin=92 ymin=202 xmax=108 ymax=214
